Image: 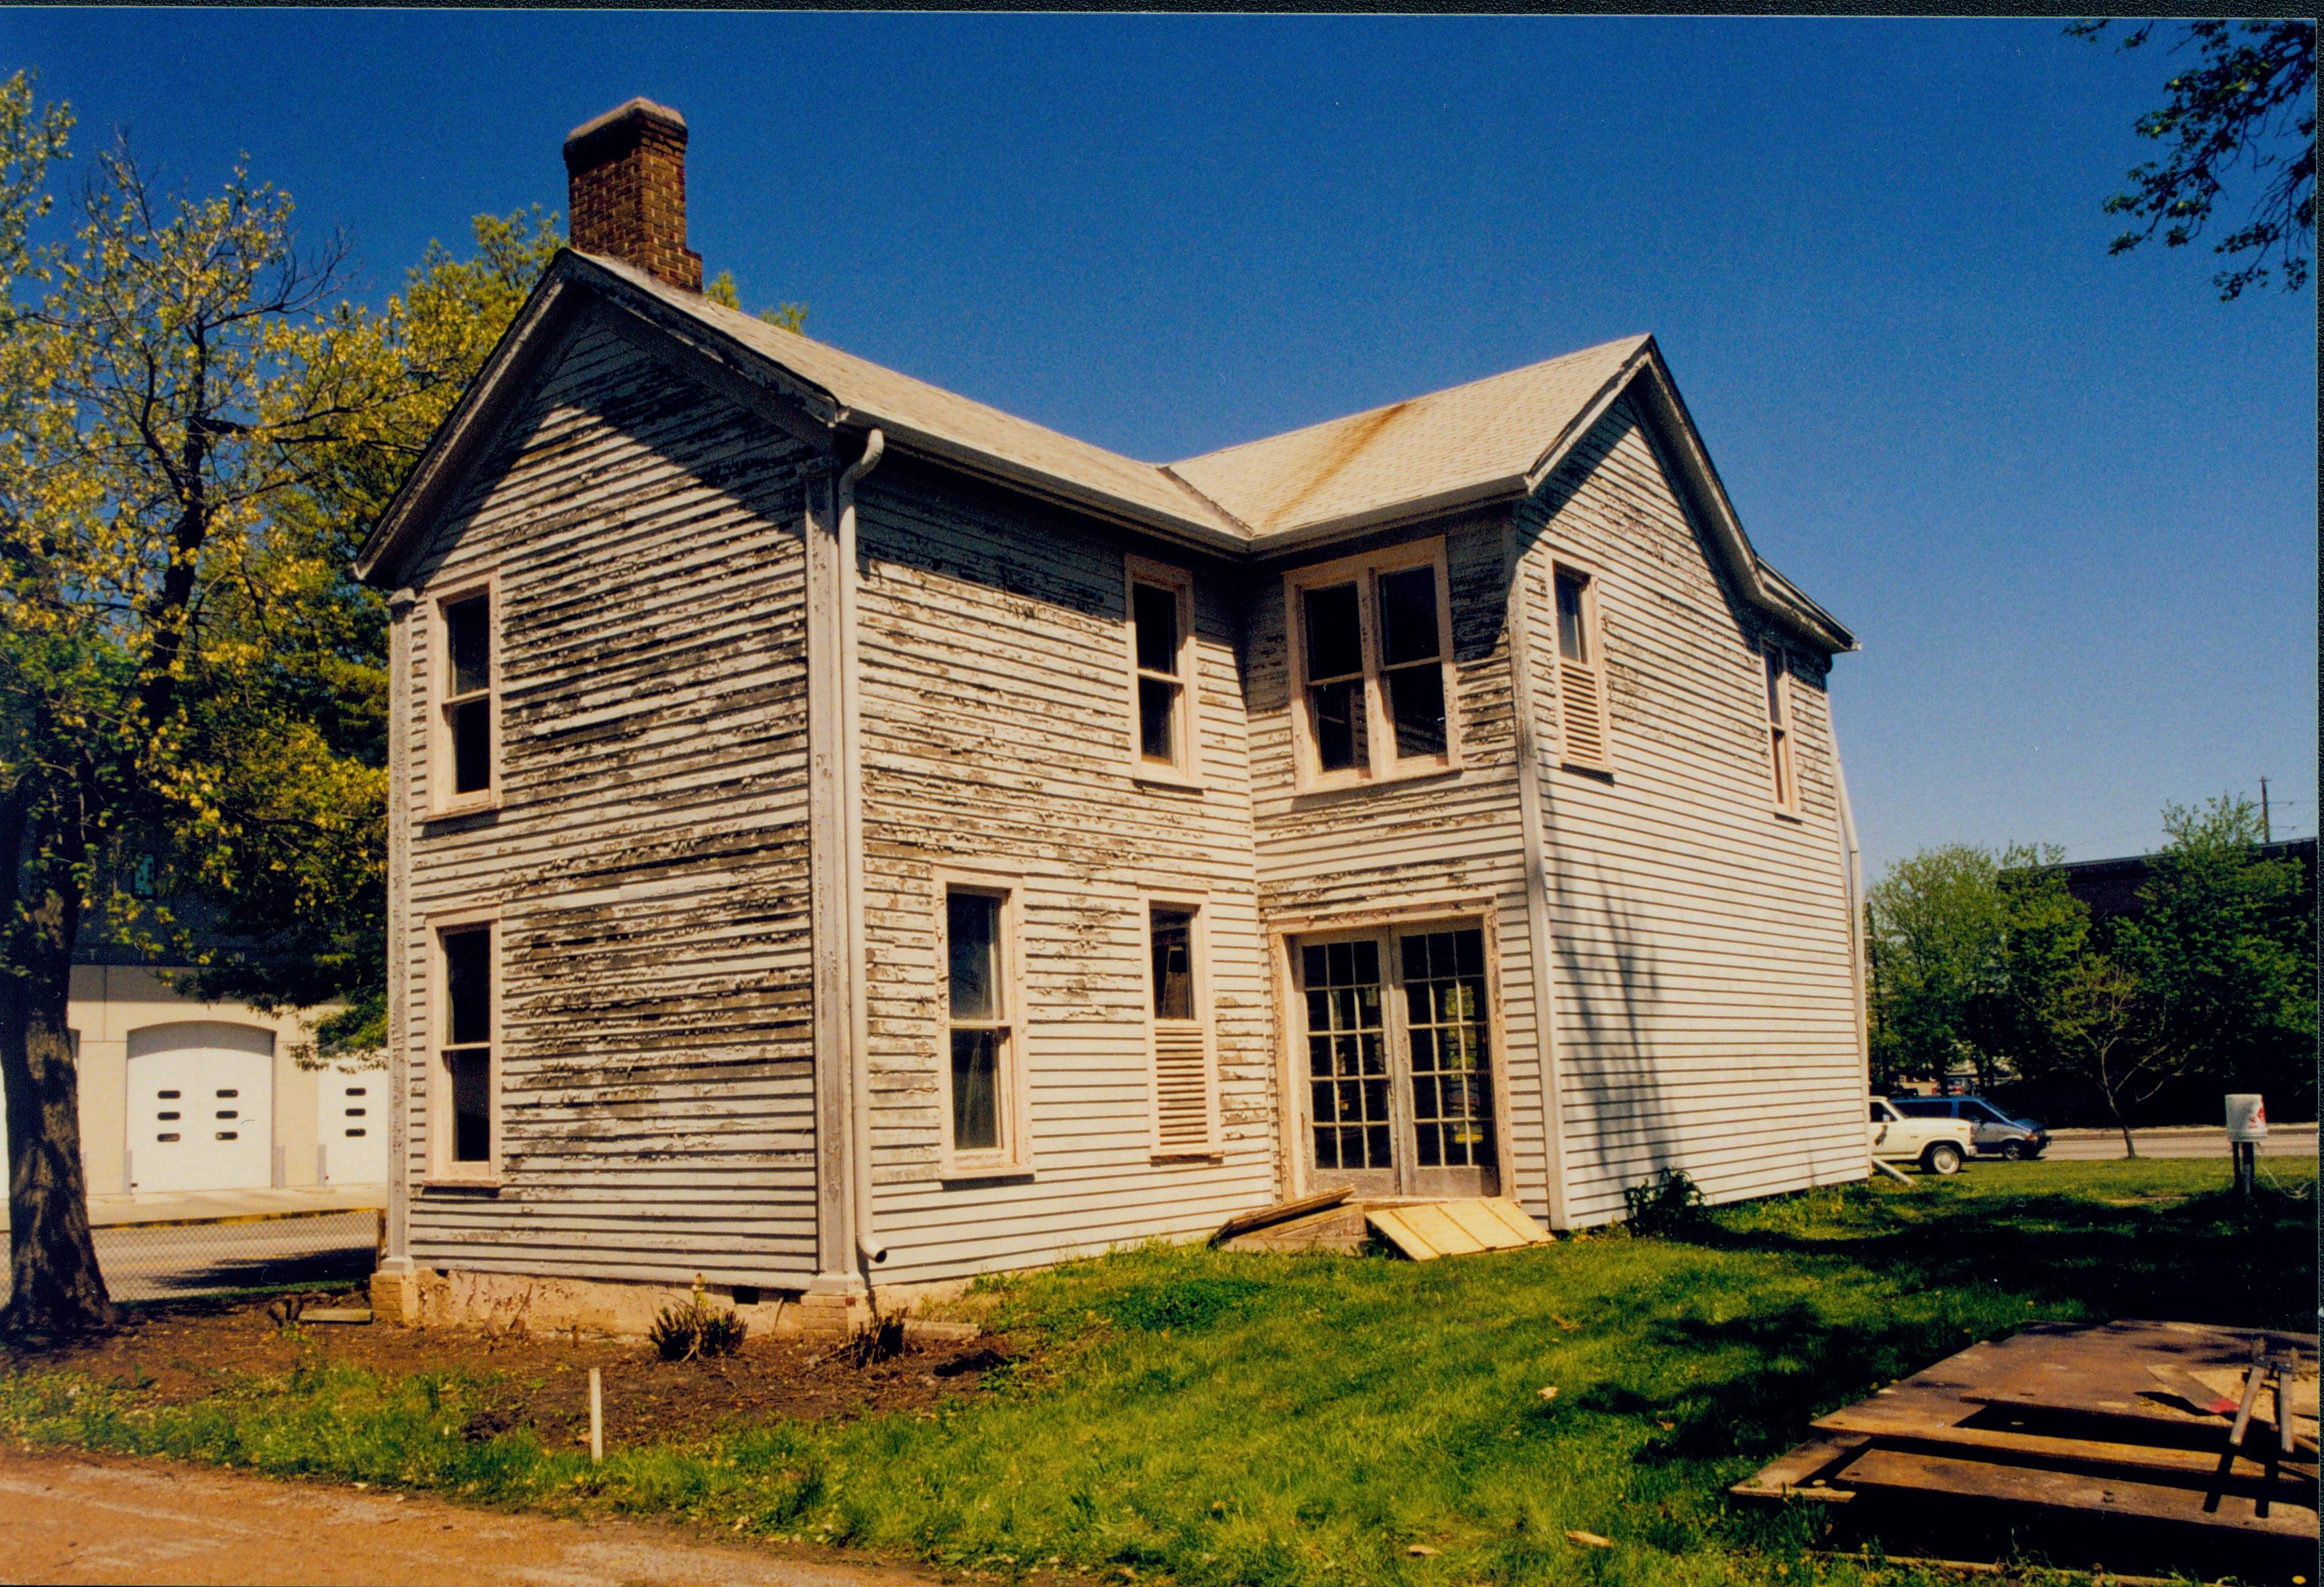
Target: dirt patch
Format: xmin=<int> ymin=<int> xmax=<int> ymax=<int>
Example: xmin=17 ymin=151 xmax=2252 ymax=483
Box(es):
xmin=3 ymin=1289 xmax=1024 ymax=1448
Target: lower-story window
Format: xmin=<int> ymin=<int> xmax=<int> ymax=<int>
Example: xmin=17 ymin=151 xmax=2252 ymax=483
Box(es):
xmin=941 ymin=880 xmax=1023 ymax=1173
xmin=436 ymin=922 xmax=496 ymax=1174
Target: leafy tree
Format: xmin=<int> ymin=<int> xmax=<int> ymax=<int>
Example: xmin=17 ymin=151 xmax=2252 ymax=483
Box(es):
xmin=2070 ymin=19 xmax=2317 ymax=299
xmin=705 ymin=267 xmax=807 ymax=333
xmin=2040 ymin=952 xmax=2177 ymax=1157
xmin=2111 ymin=795 xmax=2314 ymax=1111
xmin=177 ymin=207 xmax=567 ymax=1059
xmin=1867 ymin=846 xmax=2003 ymax=1089
xmin=0 ymin=73 xmax=375 ymax=1334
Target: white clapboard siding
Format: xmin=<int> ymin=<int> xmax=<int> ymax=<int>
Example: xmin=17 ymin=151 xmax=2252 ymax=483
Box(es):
xmin=1244 ymin=515 xmax=1549 ymax=1214
xmin=398 ymin=318 xmax=825 ymax=1286
xmin=1518 ymin=396 xmax=1865 ymax=1226
xmin=854 ymin=457 xmax=1274 ymax=1284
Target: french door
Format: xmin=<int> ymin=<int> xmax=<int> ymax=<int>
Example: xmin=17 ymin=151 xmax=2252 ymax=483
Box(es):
xmin=1294 ymin=923 xmax=1499 ymax=1198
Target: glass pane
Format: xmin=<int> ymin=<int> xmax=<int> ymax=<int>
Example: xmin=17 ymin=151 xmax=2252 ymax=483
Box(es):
xmin=447 ymin=1048 xmax=491 ymax=1162
xmin=1385 ymin=665 xmax=1447 ymax=760
xmin=444 ymin=927 xmax=491 ymax=1046
xmin=1764 ymin=651 xmax=1784 ymax=724
xmin=1132 ymin=582 xmax=1180 ymax=676
xmin=452 ymin=699 xmax=492 ymax=794
xmin=1399 ymin=928 xmax=1493 ymax=1168
xmin=1138 ymin=677 xmax=1179 ymax=763
xmin=950 ymin=1029 xmax=1000 ymax=1152
xmin=947 ymin=892 xmax=1000 ymax=1021
xmin=1301 ymin=934 xmax=1391 ymax=1169
xmin=1311 ymin=679 xmax=1363 ymax=771
xmin=445 ymin=595 xmax=490 ymax=697
xmin=1150 ymin=908 xmax=1194 ymax=1020
xmin=1301 ymin=583 xmax=1364 ymax=680
xmin=1554 ymin=572 xmax=1588 ymax=664
xmin=1377 ymin=568 xmax=1441 ymax=667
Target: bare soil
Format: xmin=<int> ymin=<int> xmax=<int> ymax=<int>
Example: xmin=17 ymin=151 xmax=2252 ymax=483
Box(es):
xmin=3 ymin=1287 xmax=1022 ymax=1448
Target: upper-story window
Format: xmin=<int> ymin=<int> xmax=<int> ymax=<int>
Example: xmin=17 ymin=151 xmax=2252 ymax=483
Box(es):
xmin=1551 ymin=564 xmax=1611 ymax=770
xmin=1125 ymin=557 xmax=1197 ymax=782
xmin=431 ymin=581 xmax=499 ymax=814
xmin=1285 ymin=538 xmax=1458 ymax=791
xmin=1763 ymin=646 xmax=1800 ymax=816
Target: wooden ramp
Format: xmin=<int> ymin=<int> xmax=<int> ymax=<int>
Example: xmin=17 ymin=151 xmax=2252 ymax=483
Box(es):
xmin=1212 ymin=1193 xmax=1548 ymax=1258
xmin=1734 ymin=1321 xmax=2318 ymax=1574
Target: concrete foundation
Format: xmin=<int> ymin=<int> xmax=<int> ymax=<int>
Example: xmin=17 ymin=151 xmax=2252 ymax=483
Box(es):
xmin=366 ymin=1266 xmax=974 ymax=1340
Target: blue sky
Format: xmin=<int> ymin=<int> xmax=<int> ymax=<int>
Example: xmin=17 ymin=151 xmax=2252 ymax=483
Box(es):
xmin=8 ymin=11 xmax=2315 ymax=875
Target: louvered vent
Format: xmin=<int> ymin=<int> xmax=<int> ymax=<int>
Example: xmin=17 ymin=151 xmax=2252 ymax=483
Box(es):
xmin=1560 ymin=660 xmax=1608 ymax=765
xmin=1152 ymin=1023 xmax=1213 ymax=1153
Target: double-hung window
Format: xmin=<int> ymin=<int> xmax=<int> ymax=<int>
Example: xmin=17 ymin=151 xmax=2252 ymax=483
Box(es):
xmin=1286 ymin=539 xmax=1458 ymax=791
xmin=1763 ymin=646 xmax=1800 ymax=815
xmin=1551 ymin=564 xmax=1611 ymax=769
xmin=431 ymin=582 xmax=499 ymax=814
xmin=1146 ymin=901 xmax=1217 ymax=1157
xmin=941 ymin=881 xmax=1025 ymax=1174
xmin=434 ymin=920 xmax=497 ymax=1180
xmin=1126 ymin=558 xmax=1197 ymax=781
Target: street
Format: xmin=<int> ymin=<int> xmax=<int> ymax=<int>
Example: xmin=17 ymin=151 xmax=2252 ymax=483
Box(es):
xmin=2039 ymin=1124 xmax=2317 ymax=1163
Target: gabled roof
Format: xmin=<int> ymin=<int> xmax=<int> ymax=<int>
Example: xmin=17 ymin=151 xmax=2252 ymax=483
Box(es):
xmin=1169 ymin=336 xmax=1650 ymax=541
xmin=356 ymin=250 xmax=1853 ymax=653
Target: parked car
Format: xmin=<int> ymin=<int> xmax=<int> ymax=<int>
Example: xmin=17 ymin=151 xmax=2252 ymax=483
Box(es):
xmin=1891 ymin=1095 xmax=2049 ymax=1160
xmin=1869 ymin=1097 xmax=1974 ymax=1175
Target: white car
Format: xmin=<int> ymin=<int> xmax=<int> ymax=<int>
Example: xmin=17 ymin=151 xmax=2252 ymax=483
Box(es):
xmin=1869 ymin=1097 xmax=1973 ymax=1175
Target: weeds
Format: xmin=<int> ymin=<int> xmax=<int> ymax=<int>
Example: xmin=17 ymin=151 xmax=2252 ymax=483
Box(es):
xmin=647 ymin=1277 xmax=747 ymax=1363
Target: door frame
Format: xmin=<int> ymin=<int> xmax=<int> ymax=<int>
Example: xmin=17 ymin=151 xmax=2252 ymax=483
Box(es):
xmin=1268 ymin=897 xmax=1517 ymax=1203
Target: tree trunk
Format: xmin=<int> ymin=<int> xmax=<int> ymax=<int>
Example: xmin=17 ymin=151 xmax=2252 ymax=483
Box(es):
xmin=0 ymin=784 xmax=115 ymax=1338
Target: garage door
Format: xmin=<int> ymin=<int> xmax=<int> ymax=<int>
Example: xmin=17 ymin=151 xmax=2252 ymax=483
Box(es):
xmin=316 ymin=1065 xmax=388 ymax=1184
xmin=126 ymin=1023 xmax=274 ymax=1193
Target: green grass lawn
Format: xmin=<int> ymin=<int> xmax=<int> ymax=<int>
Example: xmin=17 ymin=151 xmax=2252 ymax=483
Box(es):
xmin=2 ymin=1159 xmax=2311 ymax=1586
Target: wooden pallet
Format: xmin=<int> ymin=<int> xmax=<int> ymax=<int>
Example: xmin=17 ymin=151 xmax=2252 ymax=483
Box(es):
xmin=1211 ymin=1191 xmax=1549 ymax=1258
xmin=1735 ymin=1321 xmax=2319 ymax=1566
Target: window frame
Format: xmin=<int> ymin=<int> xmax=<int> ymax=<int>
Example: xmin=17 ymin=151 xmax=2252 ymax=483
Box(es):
xmin=933 ymin=871 xmax=1032 ymax=1179
xmin=425 ymin=908 xmax=501 ymax=1187
xmin=1762 ymin=642 xmax=1802 ymax=818
xmin=1142 ymin=892 xmax=1220 ymax=1161
xmin=1282 ymin=536 xmax=1460 ymax=794
xmin=1549 ymin=558 xmax=1614 ymax=773
xmin=427 ymin=574 xmax=502 ymax=818
xmin=1124 ymin=555 xmax=1201 ymax=789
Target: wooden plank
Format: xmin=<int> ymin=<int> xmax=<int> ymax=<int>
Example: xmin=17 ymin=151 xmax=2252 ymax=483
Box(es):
xmin=1210 ymin=1187 xmax=1351 ymax=1246
xmin=1729 ymin=1431 xmax=1869 ymax=1503
xmin=1817 ymin=1417 xmax=2318 ymax=1495
xmin=1837 ymin=1446 xmax=2317 ymax=1539
xmin=1366 ymin=1206 xmax=1451 ymax=1261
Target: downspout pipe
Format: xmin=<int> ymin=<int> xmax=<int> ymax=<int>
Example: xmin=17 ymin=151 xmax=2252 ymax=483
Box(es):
xmin=837 ymin=429 xmax=887 ymax=1276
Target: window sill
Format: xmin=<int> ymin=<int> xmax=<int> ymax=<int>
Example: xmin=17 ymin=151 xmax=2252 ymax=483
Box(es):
xmin=1132 ymin=765 xmax=1205 ymax=794
xmin=1558 ymin=760 xmax=1615 ymax=781
xmin=423 ymin=793 xmax=503 ymax=825
xmin=1291 ymin=762 xmax=1462 ymax=802
xmin=1150 ymin=1149 xmax=1224 ymax=1165
xmin=937 ymin=1160 xmax=1034 ymax=1184
xmin=1773 ymin=807 xmax=1805 ymax=824
xmin=419 ymin=1176 xmax=501 ymax=1194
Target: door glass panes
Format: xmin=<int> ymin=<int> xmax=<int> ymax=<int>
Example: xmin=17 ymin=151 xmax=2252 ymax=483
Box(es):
xmin=1302 ymin=582 xmax=1367 ymax=772
xmin=1377 ymin=566 xmax=1446 ymax=760
xmin=1401 ymin=929 xmax=1493 ymax=1168
xmin=1150 ymin=907 xmax=1194 ymax=1021
xmin=1303 ymin=939 xmax=1389 ymax=1170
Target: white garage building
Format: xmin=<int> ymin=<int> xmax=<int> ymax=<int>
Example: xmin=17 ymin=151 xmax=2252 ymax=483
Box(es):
xmin=4 ymin=963 xmax=388 ymax=1201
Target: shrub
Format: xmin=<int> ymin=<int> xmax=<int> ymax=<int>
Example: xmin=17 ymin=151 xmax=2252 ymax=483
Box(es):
xmin=1623 ymin=1168 xmax=1707 ymax=1237
xmin=648 ymin=1277 xmax=748 ymax=1362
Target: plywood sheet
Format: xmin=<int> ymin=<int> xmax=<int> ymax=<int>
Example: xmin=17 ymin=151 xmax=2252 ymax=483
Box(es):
xmin=1366 ymin=1198 xmax=1547 ymax=1260
xmin=1839 ymin=1446 xmax=2316 ymax=1539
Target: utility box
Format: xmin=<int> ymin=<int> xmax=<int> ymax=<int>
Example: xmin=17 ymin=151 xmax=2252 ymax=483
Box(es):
xmin=2224 ymin=1093 xmax=2269 ymax=1143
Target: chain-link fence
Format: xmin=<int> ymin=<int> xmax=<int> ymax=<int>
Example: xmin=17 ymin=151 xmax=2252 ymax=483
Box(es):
xmin=0 ymin=1208 xmax=382 ymax=1305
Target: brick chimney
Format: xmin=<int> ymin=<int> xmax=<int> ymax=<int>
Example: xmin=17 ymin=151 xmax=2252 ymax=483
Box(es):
xmin=563 ymin=97 xmax=703 ymax=292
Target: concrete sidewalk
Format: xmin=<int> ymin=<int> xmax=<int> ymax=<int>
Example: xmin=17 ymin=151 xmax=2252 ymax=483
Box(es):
xmin=0 ymin=1183 xmax=385 ymax=1233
